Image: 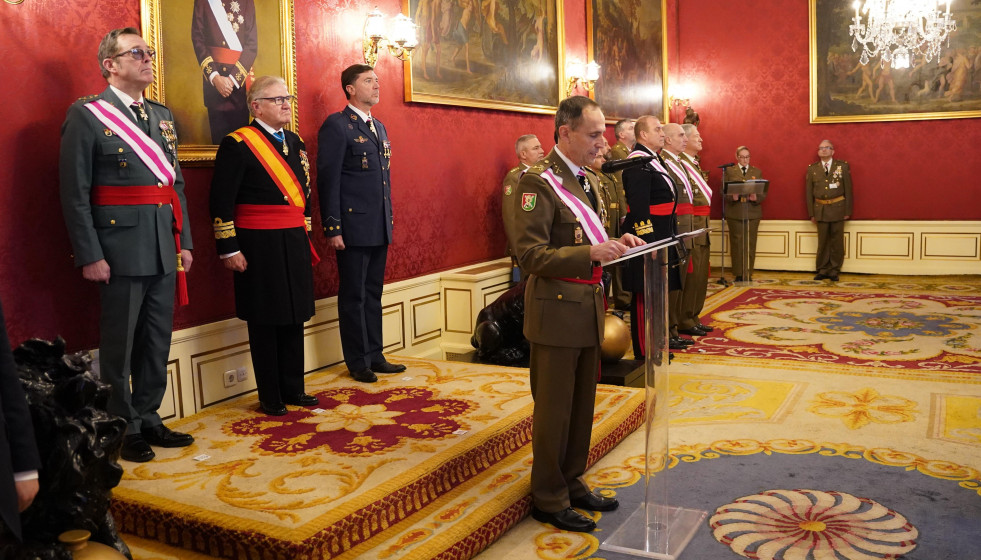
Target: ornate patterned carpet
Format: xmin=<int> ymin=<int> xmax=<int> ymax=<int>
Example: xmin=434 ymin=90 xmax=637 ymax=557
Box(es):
xmin=481 ymin=273 xmax=981 ymax=560
xmin=115 ymin=359 xmax=644 ymax=560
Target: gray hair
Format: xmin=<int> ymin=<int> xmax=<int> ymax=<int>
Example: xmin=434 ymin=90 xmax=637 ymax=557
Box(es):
xmin=247 ymin=76 xmax=287 ymax=116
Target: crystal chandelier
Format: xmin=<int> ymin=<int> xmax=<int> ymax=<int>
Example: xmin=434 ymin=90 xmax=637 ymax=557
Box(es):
xmin=849 ymin=0 xmax=957 ymax=68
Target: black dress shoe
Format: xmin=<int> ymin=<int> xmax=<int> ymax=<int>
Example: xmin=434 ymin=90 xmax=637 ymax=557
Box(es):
xmin=734 ymin=276 xmax=744 ymax=282
xmin=120 ymin=434 xmax=155 ymax=462
xmin=696 ymin=323 xmax=715 ymax=332
xmin=371 ymin=361 xmax=406 ymax=374
xmin=678 ymin=327 xmax=708 ymax=337
xmin=814 ymin=273 xmax=828 ymax=280
xmin=141 ymin=424 xmax=194 ymax=448
xmin=284 ymin=393 xmax=319 ymax=407
xmin=668 ymin=338 xmax=689 ymax=350
xmin=259 ymin=402 xmax=288 ymax=416
xmin=671 ymin=336 xmax=694 ymax=346
xmin=531 ymin=507 xmax=596 ymax=532
xmin=351 ymin=368 xmax=378 ymax=383
xmin=828 ymin=275 xmax=840 ymax=282
xmin=570 ymin=491 xmax=620 ymax=512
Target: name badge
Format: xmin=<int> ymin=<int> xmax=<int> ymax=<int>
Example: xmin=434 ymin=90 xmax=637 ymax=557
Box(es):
xmin=829 ymin=183 xmax=838 ymax=189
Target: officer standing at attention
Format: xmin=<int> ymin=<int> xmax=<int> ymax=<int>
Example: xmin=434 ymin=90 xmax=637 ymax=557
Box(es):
xmin=806 ymin=140 xmax=853 ymax=282
xmin=318 ymin=64 xmax=406 ymax=383
xmin=509 ymin=96 xmax=643 ymax=533
xmin=60 ymin=28 xmax=194 ymax=463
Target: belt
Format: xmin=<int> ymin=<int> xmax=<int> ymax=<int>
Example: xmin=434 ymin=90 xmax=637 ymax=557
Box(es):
xmin=92 ymin=185 xmax=188 ymax=305
xmin=234 ymin=204 xmax=320 ymax=265
xmin=815 ymin=196 xmax=845 ymax=205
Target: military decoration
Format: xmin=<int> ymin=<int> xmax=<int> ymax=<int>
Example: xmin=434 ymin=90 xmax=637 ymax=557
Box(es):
xmin=299 ymin=150 xmax=311 ymax=188
xmin=574 ymin=226 xmax=583 ymax=244
xmin=350 ymin=113 xmax=358 ymax=121
xmin=347 ymin=124 xmax=354 ymax=130
xmin=521 ymin=193 xmax=537 ymax=211
xmin=226 ymin=1 xmax=243 ymax=33
xmin=504 ymin=185 xmax=512 ymax=196
xmin=159 ymin=120 xmax=178 ymax=154
xmin=383 ymin=140 xmax=392 ymax=159
xmin=362 ymin=154 xmax=369 ymax=169
xmin=103 ymin=128 xmax=114 ymax=137
xmin=355 ymin=136 xmax=367 ymax=143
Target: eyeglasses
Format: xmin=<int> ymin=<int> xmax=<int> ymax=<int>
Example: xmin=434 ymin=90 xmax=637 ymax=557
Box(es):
xmin=112 ymin=48 xmax=156 ymax=61
xmin=818 ymin=146 xmax=834 ymax=150
xmin=257 ymin=95 xmax=296 ymax=105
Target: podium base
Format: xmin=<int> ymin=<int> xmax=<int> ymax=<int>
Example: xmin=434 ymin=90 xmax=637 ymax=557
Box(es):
xmin=733 ymin=278 xmax=755 ymax=287
xmin=600 ymin=503 xmax=707 ymax=559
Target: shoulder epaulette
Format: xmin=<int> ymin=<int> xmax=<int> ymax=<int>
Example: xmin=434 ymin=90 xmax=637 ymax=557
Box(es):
xmin=144 ymin=98 xmax=167 ymax=108
xmin=77 ymin=94 xmax=99 ymax=102
xmin=508 ymin=166 xmax=520 ymax=174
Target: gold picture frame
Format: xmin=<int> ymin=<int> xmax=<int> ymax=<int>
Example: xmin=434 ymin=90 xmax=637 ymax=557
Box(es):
xmin=587 ymin=0 xmax=668 ymax=123
xmin=810 ymin=0 xmax=981 ymax=123
xmin=141 ymin=0 xmax=298 ymax=165
xmin=402 ymin=0 xmax=564 ymax=115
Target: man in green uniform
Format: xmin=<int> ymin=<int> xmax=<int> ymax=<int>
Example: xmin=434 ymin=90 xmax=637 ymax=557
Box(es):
xmin=608 ymin=118 xmax=635 ymax=161
xmin=723 ymin=146 xmax=767 ymax=281
xmin=502 ymin=134 xmax=545 ymax=279
xmin=806 ymin=140 xmax=853 ymax=282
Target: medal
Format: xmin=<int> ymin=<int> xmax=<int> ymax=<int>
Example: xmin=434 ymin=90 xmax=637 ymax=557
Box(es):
xmin=362 ymin=155 xmax=368 ymax=169
xmin=282 ymin=143 xmax=289 ymax=157
xmin=574 ymin=226 xmax=583 ymax=244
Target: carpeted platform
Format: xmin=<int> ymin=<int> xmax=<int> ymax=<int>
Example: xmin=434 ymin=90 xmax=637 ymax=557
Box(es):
xmin=481 ymin=273 xmax=981 ymax=560
xmin=112 ymin=359 xmax=644 ymax=559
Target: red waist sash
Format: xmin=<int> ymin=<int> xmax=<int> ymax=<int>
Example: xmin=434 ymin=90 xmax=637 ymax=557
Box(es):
xmin=210 ymin=46 xmax=241 ymax=65
xmin=693 ymin=205 xmax=710 ymax=216
xmin=650 ymin=202 xmax=674 ymax=216
xmin=234 ymin=204 xmax=320 ymax=265
xmin=92 ymin=185 xmax=188 ymax=305
xmin=676 ymin=203 xmax=694 ymax=215
xmin=556 ymin=266 xmax=603 ymax=285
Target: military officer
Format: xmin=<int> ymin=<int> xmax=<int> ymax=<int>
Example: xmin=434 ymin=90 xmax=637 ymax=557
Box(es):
xmin=806 ymin=140 xmax=853 ymax=282
xmin=318 ymin=64 xmax=405 ymax=383
xmin=192 ymin=0 xmax=258 ymax=143
xmin=590 ymin=139 xmax=630 ymax=309
xmin=659 ymin=123 xmax=698 ymax=350
xmin=60 ymin=28 xmax=194 ymax=463
xmin=678 ymin=124 xmax=714 ymax=336
xmin=723 ymin=146 xmax=767 ymax=281
xmin=502 ymin=134 xmax=545 ymax=279
xmin=509 ymin=96 xmax=643 ymax=533
xmin=608 ymin=118 xmax=635 ymax=161
xmin=210 ymin=76 xmax=318 ymax=416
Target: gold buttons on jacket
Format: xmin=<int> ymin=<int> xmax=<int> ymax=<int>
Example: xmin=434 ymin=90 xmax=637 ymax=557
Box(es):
xmin=557 ymin=294 xmax=563 ymax=300
xmin=594 ymin=286 xmax=600 ymax=293
xmin=157 ymin=181 xmax=163 ymax=188
xmin=110 ymin=219 xmax=116 ymax=225
xmin=118 ymin=148 xmax=124 ymax=153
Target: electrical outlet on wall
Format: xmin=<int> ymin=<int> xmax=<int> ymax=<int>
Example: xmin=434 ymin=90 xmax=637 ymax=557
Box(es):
xmin=236 ymin=367 xmax=247 ymax=382
xmin=223 ymin=370 xmax=237 ymax=388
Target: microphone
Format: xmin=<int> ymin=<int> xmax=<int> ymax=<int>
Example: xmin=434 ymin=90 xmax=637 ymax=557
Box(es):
xmin=600 ymin=155 xmax=653 ymax=174
xmin=718 ymin=162 xmax=736 ymax=168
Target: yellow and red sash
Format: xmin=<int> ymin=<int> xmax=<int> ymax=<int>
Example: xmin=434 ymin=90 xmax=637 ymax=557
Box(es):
xmin=229 ymin=127 xmax=319 ymax=264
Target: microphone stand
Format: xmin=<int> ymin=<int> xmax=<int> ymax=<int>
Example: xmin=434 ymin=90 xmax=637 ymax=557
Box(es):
xmin=717 ymin=164 xmax=734 ymax=286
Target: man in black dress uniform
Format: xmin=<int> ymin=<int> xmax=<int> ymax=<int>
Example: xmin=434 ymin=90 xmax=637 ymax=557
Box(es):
xmin=317 ymin=64 xmax=405 ymax=383
xmin=210 ymin=75 xmax=318 ymax=416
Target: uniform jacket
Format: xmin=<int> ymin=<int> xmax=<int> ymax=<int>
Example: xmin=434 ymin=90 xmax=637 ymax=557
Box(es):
xmin=592 ymin=169 xmax=626 ymax=239
xmin=60 ymin=87 xmax=192 ymax=276
xmin=191 ymin=0 xmax=257 ymax=106
xmin=501 ymin=164 xmax=526 ymax=256
xmin=806 ymin=159 xmax=853 ymax=221
xmin=678 ymin=153 xmax=710 ymax=247
xmin=609 ymin=141 xmax=631 ymax=161
xmin=0 ymin=300 xmax=40 ymax=541
xmin=210 ymin=123 xmax=314 ymax=325
xmin=724 ymin=164 xmax=767 ymax=220
xmin=621 ymin=144 xmax=681 ymax=292
xmin=317 ymin=107 xmax=394 ymax=247
xmin=510 ymin=149 xmax=605 ymax=348
xmin=660 ymin=150 xmax=695 ymax=249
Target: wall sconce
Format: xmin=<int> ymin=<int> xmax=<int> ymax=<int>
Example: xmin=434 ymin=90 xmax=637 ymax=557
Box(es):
xmin=363 ymin=7 xmax=418 ymax=67
xmin=565 ymin=59 xmax=600 ymax=97
xmin=669 ymin=84 xmax=693 ymax=109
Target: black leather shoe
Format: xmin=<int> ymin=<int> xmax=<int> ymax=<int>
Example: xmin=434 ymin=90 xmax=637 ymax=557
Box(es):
xmin=120 ymin=434 xmax=155 ymax=462
xmin=284 ymin=393 xmax=319 ymax=407
xmin=828 ymin=275 xmax=840 ymax=282
xmin=259 ymin=401 xmax=288 ymax=416
xmin=672 ymin=335 xmax=694 ymax=346
xmin=734 ymin=276 xmax=744 ymax=282
xmin=696 ymin=323 xmax=714 ymax=332
xmin=814 ymin=273 xmax=828 ymax=280
xmin=669 ymin=338 xmax=689 ymax=350
xmin=531 ymin=507 xmax=596 ymax=532
xmin=351 ymin=368 xmax=378 ymax=383
xmin=141 ymin=424 xmax=194 ymax=448
xmin=371 ymin=361 xmax=407 ymax=374
xmin=570 ymin=491 xmax=620 ymax=512
xmin=678 ymin=327 xmax=708 ymax=337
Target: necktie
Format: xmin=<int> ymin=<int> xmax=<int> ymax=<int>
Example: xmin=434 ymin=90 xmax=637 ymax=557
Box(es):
xmin=577 ymin=170 xmax=597 ymax=208
xmin=131 ymin=102 xmax=150 ymax=134
xmin=742 ymin=166 xmax=748 ymax=175
xmin=824 ymin=162 xmax=830 ymax=175
xmin=366 ymin=116 xmax=378 ymax=137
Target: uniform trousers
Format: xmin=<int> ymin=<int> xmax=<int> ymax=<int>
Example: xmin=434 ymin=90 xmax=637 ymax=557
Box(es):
xmin=668 ymin=264 xmax=687 ymax=338
xmin=247 ymin=322 xmax=305 ymax=404
xmin=726 ymin=217 xmax=760 ymax=279
xmin=336 ymin=245 xmax=388 ymax=371
xmin=99 ymin=271 xmax=175 ymax=435
xmin=815 ymin=220 xmax=845 ymax=276
xmin=680 ymin=242 xmax=709 ymax=330
xmin=529 ymin=342 xmax=599 ymax=513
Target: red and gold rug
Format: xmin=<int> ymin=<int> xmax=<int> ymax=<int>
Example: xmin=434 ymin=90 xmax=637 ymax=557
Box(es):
xmin=679 ymin=275 xmax=981 ymax=382
xmin=114 ymin=359 xmax=644 ymax=560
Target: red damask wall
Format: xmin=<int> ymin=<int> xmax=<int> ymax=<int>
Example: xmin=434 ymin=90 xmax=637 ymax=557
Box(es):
xmin=0 ymin=0 xmax=976 ymax=349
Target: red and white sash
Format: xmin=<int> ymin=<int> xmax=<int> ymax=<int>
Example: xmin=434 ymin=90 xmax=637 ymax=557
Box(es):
xmin=680 ymin=159 xmax=712 ymax=200
xmin=208 ymin=0 xmax=243 ymax=52
xmin=661 ymin=157 xmax=694 ymax=202
xmin=83 ymin=99 xmax=176 ymax=186
xmin=539 ymin=167 xmax=608 ymax=246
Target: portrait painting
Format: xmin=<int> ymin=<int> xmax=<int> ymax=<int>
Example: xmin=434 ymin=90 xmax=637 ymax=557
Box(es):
xmin=587 ymin=0 xmax=667 ymax=122
xmin=142 ymin=0 xmax=298 ymax=164
xmin=810 ymin=0 xmax=981 ymax=123
xmin=403 ymin=0 xmax=563 ymax=114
